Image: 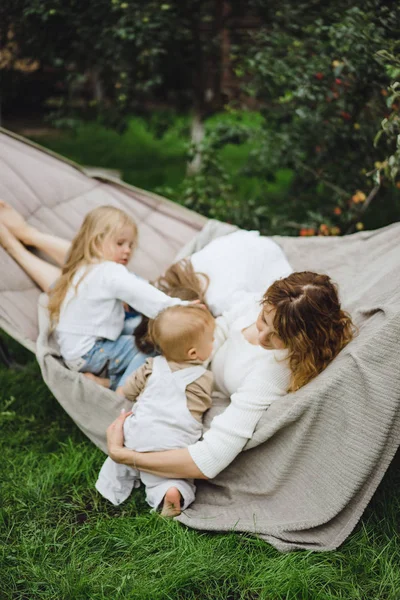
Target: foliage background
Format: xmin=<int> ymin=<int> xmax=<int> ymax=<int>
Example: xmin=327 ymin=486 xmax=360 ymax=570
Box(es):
xmin=1 ymin=0 xmax=400 ymax=235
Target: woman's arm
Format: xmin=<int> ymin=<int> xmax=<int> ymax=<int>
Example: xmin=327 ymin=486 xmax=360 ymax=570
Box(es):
xmin=107 ymin=411 xmax=208 ymax=479
xmin=108 ymin=356 xmax=290 ymax=480
xmin=188 ymin=358 xmax=290 ymax=478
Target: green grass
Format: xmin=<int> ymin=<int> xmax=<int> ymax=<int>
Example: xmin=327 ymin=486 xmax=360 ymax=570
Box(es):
xmin=1 ymin=336 xmax=400 ymax=599
xmin=29 ymin=115 xmax=190 ymax=193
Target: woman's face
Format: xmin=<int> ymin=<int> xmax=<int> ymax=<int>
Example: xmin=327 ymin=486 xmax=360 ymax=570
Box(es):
xmin=256 ymin=303 xmax=286 ymax=350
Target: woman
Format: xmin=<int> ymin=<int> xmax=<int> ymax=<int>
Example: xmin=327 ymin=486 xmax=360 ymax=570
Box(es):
xmin=106 ymin=269 xmax=354 ymax=494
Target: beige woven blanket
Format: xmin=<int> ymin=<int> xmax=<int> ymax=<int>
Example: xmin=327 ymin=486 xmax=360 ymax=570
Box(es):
xmin=175 ymin=220 xmax=400 ymax=551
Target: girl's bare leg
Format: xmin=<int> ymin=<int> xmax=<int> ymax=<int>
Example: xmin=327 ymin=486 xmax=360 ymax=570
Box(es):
xmin=0 ymin=223 xmax=61 ymax=292
xmin=0 ymin=201 xmax=71 ymax=266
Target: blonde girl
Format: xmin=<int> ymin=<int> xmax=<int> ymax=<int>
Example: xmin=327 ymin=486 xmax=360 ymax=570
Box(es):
xmin=0 ymin=203 xmax=187 ymax=390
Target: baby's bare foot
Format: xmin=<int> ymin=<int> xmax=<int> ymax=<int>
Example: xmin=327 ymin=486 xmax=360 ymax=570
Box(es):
xmin=0 ymin=201 xmax=37 ymax=245
xmin=161 ymin=487 xmax=182 ymax=517
xmin=83 ymin=372 xmax=111 ymax=388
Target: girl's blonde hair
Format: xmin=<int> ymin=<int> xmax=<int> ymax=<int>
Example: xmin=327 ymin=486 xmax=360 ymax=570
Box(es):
xmin=148 ymin=305 xmax=214 ymax=362
xmin=48 ymin=206 xmax=137 ymax=325
xmin=263 ymin=271 xmax=354 ymax=392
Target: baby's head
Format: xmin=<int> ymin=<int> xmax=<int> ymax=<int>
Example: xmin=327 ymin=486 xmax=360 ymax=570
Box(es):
xmin=148 ymin=305 xmax=215 ymax=362
xmin=71 ymin=205 xmax=138 ymax=266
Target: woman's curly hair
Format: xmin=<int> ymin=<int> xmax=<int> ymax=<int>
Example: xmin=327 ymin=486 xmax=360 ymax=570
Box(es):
xmin=263 ymin=271 xmax=355 ymax=392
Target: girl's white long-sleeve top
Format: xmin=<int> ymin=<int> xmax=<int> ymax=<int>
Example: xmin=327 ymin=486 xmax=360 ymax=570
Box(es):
xmin=188 ymin=295 xmax=291 ymax=479
xmin=56 ymin=261 xmax=186 ymax=360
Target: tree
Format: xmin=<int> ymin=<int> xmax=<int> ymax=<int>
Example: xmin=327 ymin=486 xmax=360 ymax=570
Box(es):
xmin=238 ymin=0 xmax=400 ymax=234
xmin=0 ymin=1 xmax=253 ymax=156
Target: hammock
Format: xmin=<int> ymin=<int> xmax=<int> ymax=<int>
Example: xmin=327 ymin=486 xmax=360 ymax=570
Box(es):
xmin=1 ymin=127 xmax=400 ymax=552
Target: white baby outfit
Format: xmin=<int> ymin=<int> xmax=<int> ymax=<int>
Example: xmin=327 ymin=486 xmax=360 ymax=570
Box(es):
xmin=96 ymin=356 xmax=206 ymax=510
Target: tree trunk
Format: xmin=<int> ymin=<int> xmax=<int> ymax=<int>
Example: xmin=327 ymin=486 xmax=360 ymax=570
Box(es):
xmin=187 ymin=109 xmax=205 ymax=175
xmin=91 ymin=68 xmax=104 ymax=103
xmin=186 ymin=0 xmax=228 ymax=176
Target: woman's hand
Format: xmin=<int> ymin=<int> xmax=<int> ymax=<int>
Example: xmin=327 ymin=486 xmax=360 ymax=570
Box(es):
xmin=106 ymin=409 xmax=132 ymax=461
xmin=106 ymin=410 xmax=208 ymax=479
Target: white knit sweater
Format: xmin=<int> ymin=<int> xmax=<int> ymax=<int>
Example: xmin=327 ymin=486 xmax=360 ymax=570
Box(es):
xmin=188 ymin=296 xmax=291 ymax=479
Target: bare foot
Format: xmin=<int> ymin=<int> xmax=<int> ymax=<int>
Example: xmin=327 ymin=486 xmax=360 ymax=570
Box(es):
xmin=83 ymin=372 xmax=111 ymax=388
xmin=161 ymin=487 xmax=182 ymax=517
xmin=0 ymin=201 xmax=38 ymax=245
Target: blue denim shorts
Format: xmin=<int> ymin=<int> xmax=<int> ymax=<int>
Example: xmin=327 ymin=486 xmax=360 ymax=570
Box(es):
xmin=77 ymin=316 xmax=154 ymax=390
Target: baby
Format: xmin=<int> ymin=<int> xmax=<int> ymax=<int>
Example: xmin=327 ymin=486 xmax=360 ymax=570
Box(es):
xmin=96 ymin=304 xmax=215 ymax=516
